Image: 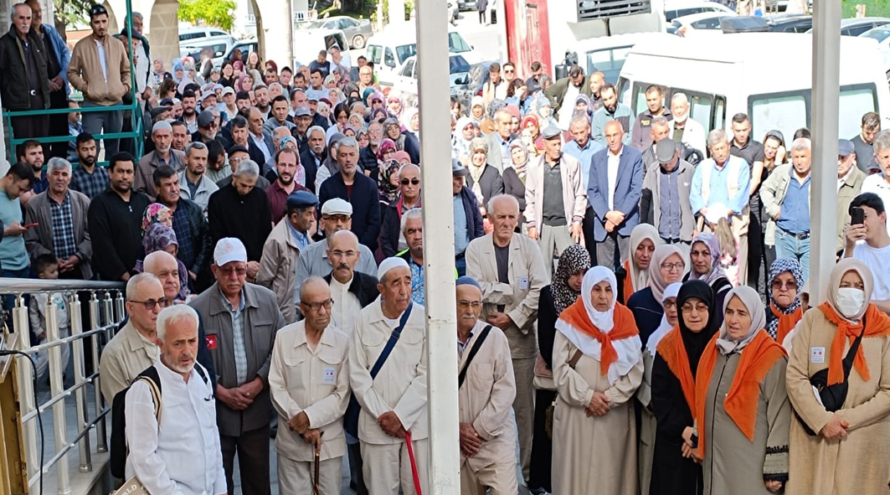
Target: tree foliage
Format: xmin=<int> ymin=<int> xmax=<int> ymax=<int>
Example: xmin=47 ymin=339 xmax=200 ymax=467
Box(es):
xmin=178 ymin=0 xmax=236 ymax=32
xmin=52 ymin=0 xmax=95 ymax=38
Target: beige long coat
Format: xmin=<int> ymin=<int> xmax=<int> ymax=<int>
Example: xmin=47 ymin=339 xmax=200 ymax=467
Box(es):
xmin=786 ymin=309 xmax=890 ymax=495
xmin=551 ymin=331 xmax=643 ymax=495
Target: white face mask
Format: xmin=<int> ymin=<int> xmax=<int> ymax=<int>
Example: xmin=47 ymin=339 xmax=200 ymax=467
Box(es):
xmin=836 ymin=287 xmax=866 ymax=319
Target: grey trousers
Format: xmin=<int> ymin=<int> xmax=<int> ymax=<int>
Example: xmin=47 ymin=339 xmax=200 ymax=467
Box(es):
xmin=277 ymin=455 xmax=342 ymax=495
xmin=81 ymin=100 xmax=123 ymax=158
xmin=513 ymin=355 xmax=536 ymax=481
xmin=538 ymin=224 xmax=574 ymax=278
xmin=596 ymin=230 xmax=630 ymax=271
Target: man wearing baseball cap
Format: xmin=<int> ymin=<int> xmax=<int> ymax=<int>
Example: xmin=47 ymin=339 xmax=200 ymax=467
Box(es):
xmin=837 ymin=138 xmax=867 ymax=254
xmin=294 ymin=198 xmax=378 ymax=304
xmin=189 ymin=237 xmax=285 ymax=495
xmin=219 ymin=86 xmax=238 ymax=121
xmin=191 ymin=110 xmax=220 ymax=146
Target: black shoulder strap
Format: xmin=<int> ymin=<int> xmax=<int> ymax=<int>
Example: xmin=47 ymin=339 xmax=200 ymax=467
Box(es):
xmin=842 ymin=313 xmax=868 ymax=375
xmin=370 ymin=303 xmax=413 ymax=380
xmin=194 ymin=362 xmax=209 ymax=384
xmin=458 ymin=325 xmax=493 ymax=389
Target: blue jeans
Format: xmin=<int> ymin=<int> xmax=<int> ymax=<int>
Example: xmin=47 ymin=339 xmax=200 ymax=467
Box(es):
xmin=455 ymin=256 xmax=467 ymax=277
xmin=774 ymin=228 xmax=811 ymax=282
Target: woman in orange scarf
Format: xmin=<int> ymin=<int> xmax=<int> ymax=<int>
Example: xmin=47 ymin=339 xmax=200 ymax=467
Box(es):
xmin=551 ymin=267 xmax=643 ymax=495
xmin=785 ymin=259 xmax=890 ymax=495
xmin=694 ymin=285 xmax=790 ymax=494
xmin=765 ymin=258 xmax=804 ymax=346
xmin=616 ymin=224 xmax=661 ymax=305
xmin=650 ymin=280 xmax=719 ymax=495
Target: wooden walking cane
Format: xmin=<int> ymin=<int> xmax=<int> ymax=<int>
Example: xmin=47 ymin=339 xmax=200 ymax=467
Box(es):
xmin=314 ymin=431 xmax=324 ymax=495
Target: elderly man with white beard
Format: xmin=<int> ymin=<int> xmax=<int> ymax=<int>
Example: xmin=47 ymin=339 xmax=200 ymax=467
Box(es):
xmin=455 ymin=276 xmax=518 ymax=495
xmin=348 ymin=257 xmax=429 ymax=495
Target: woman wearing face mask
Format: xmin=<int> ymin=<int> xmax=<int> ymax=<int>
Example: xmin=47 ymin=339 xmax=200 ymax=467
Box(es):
xmin=694 ymin=285 xmax=790 ymax=495
xmin=551 ymin=266 xmax=643 ymax=495
xmin=649 ymin=280 xmax=717 ymax=495
xmin=628 ymin=245 xmax=687 ymax=345
xmin=785 ymin=259 xmax=890 ymax=495
xmin=618 ymin=224 xmax=662 ymax=305
xmin=637 ymin=281 xmax=681 ymax=495
xmin=765 ymin=258 xmax=804 ymax=346
xmin=684 ymin=232 xmax=732 ymax=327
xmin=529 ymin=245 xmax=591 ymax=495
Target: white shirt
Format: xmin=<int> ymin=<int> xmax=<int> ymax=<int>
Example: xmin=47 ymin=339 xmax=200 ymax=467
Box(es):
xmin=862 ymin=173 xmax=890 ymax=229
xmin=330 ymin=275 xmax=362 ymax=338
xmin=558 ymin=83 xmax=580 ymax=131
xmin=251 ymin=132 xmax=272 ymax=162
xmin=135 ymin=40 xmax=149 ymax=93
xmin=125 ymin=362 xmax=226 ymax=495
xmin=607 ymin=148 xmax=621 ymax=210
xmin=850 ymin=240 xmax=890 ymax=301
xmin=94 ymin=39 xmax=107 ymax=82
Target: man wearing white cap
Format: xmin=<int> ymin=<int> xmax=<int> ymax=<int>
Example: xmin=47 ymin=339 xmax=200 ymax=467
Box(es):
xmin=135 ymin=120 xmax=187 ymax=199
xmin=348 ymin=257 xmax=429 ymax=495
xmin=189 ymin=237 xmax=286 ymax=495
xmin=294 ymin=198 xmax=377 ymax=306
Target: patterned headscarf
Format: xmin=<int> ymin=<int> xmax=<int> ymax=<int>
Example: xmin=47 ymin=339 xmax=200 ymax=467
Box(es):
xmin=142 ymin=203 xmax=172 ymax=236
xmin=376 ymin=139 xmax=397 ymax=162
xmin=767 ymin=258 xmax=803 ymax=338
xmin=552 ymin=245 xmax=592 ymax=315
xmin=378 ymin=159 xmax=401 ymax=203
xmin=136 ymin=224 xmax=190 ymax=301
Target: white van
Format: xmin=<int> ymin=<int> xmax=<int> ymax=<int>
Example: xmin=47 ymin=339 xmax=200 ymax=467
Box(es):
xmin=365 ymin=23 xmax=479 ymax=84
xmin=617 ymin=32 xmax=890 ymax=142
xmin=293 ymin=29 xmax=352 ymax=68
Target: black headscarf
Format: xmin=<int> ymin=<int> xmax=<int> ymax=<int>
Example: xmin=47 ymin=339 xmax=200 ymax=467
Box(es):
xmin=677 ymin=280 xmax=720 ymax=375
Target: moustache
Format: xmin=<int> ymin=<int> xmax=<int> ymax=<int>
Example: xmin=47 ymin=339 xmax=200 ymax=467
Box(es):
xmin=336 ymin=263 xmax=350 ymax=270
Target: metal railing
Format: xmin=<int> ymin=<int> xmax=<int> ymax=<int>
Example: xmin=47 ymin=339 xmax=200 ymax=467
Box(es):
xmin=1 ymin=278 xmax=126 ymax=494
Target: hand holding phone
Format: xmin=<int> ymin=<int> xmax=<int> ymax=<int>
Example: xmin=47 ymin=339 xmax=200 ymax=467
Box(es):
xmin=851 ymin=207 xmax=865 ymax=226
xmin=23 ymin=222 xmax=38 ymax=229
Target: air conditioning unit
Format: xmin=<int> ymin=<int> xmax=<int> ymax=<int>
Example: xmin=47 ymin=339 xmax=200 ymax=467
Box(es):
xmin=568 ymin=0 xmax=652 ymax=23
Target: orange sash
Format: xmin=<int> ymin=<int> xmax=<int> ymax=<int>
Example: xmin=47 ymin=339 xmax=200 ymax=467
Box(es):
xmin=770 ymin=303 xmax=802 ymax=345
xmin=622 ymin=259 xmax=634 ymax=304
xmin=656 ymin=326 xmax=696 ymax=414
xmin=694 ymin=330 xmax=786 ymax=458
xmin=819 ymin=303 xmax=890 ymax=386
xmin=559 ymin=299 xmax=639 ymax=377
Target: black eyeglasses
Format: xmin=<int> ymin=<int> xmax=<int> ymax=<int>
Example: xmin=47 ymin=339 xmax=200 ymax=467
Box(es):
xmin=400 ymin=178 xmax=420 ymax=185
xmin=128 ymin=298 xmax=169 ymax=311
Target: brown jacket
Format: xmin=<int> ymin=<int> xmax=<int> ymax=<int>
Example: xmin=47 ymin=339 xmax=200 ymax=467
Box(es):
xmin=67 ymin=33 xmax=130 ymax=106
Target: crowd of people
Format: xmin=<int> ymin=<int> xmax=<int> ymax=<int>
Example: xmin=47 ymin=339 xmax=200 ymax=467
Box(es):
xmin=2 ymin=1 xmax=890 ymax=494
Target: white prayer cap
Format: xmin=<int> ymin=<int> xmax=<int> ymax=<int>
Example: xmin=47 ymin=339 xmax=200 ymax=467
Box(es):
xmin=378 ymin=257 xmax=409 ymax=281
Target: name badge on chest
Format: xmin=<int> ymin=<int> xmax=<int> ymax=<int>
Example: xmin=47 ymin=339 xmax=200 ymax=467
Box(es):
xmin=323 ymin=367 xmax=336 ymax=384
xmin=811 ymin=347 xmax=825 ymax=364
xmin=519 ymin=276 xmax=529 ymax=290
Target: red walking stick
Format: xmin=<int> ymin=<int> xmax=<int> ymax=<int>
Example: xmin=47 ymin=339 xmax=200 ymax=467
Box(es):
xmin=405 ymin=431 xmax=423 ymax=495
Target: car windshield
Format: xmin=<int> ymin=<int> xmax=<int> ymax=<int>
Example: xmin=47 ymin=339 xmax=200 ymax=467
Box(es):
xmin=862 ymin=28 xmax=890 ymax=42
xmin=396 ymin=44 xmax=418 ymax=65
xmin=297 ymin=20 xmax=327 ymax=30
xmin=450 ymin=55 xmax=470 ymax=74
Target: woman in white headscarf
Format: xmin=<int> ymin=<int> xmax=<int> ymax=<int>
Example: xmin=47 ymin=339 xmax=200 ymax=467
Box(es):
xmin=694 ymin=285 xmax=790 ymax=494
xmin=785 ymin=259 xmax=890 ymax=495
xmin=453 ymin=116 xmax=476 ymax=164
xmin=552 ymin=267 xmax=643 ymax=495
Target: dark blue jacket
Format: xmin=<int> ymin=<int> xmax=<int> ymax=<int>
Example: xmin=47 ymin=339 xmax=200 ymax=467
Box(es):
xmin=318 ymin=172 xmax=382 ymax=251
xmin=458 ymin=186 xmax=485 ymax=242
xmin=587 ymin=145 xmax=644 ymax=241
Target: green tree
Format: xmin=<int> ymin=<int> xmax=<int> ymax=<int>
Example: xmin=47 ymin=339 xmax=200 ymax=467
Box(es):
xmin=52 ymin=0 xmax=95 ymax=39
xmin=178 ymin=0 xmax=236 ymax=32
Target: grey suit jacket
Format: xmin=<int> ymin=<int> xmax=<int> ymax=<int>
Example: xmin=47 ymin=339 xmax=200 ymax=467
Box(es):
xmin=485 ymin=132 xmax=517 ymax=173
xmin=189 ymin=282 xmax=285 ymax=436
xmin=24 ymin=190 xmax=93 ymax=279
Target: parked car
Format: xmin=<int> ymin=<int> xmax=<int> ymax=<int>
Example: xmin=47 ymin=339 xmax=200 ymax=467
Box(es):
xmin=366 ymin=25 xmax=480 ymax=83
xmin=297 ymin=16 xmax=373 ymax=49
xmin=765 ymin=13 xmax=813 ymax=33
xmin=671 ymin=11 xmax=736 ymax=37
xmin=292 ymin=29 xmax=352 ymax=67
xmin=457 ymin=0 xmax=477 ymax=11
xmin=467 ymin=60 xmax=495 ymax=96
xmin=861 ymin=25 xmax=890 ymax=81
xmin=213 ymin=38 xmax=258 ymax=69
xmin=805 ymin=17 xmax=890 ymax=37
xmin=663 ymin=0 xmax=735 ymax=22
xmin=179 ymin=26 xmax=234 ymax=58
xmin=390 ymin=53 xmax=472 ymax=107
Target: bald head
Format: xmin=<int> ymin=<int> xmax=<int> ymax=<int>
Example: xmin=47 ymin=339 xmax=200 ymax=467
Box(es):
xmin=143 ymin=251 xmax=180 ymax=301
xmin=299 ymin=276 xmax=332 ymax=332
xmin=299 ymin=276 xmax=330 ymax=302
xmin=328 ymin=230 xmax=360 ymax=284
xmin=604 ymin=120 xmax=625 ymax=153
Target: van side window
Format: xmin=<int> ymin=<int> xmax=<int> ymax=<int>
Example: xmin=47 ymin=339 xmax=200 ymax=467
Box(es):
xmin=839 ymin=85 xmax=877 ymax=139
xmin=367 ymin=45 xmax=382 ymax=65
xmin=585 ymin=46 xmax=632 ymax=85
xmin=714 ymin=96 xmax=727 ymax=133
xmin=384 ymin=48 xmax=396 ymax=68
xmin=749 ymin=93 xmax=807 ymax=145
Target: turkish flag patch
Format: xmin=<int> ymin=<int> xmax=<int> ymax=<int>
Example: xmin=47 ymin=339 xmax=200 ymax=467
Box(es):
xmin=206 ymin=335 xmax=217 ymax=350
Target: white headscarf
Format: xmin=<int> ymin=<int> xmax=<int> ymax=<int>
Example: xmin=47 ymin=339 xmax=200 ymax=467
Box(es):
xmin=555 ymin=266 xmax=643 ymax=385
xmin=715 ymin=285 xmax=767 ymax=355
xmin=647 ymin=282 xmax=682 ymax=354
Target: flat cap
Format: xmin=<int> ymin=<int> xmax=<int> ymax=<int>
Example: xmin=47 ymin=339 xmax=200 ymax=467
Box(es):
xmin=655 ymin=138 xmax=678 ymax=163
xmin=286 ymin=190 xmax=318 ymax=210
xmin=541 ymin=124 xmax=562 ymax=140
xmin=838 ymin=139 xmax=855 ymax=157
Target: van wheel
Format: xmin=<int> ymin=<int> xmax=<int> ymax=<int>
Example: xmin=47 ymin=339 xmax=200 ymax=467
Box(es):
xmin=352 ymin=35 xmax=365 ymax=49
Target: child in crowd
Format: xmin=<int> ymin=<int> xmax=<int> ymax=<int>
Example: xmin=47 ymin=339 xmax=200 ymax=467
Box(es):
xmin=30 ymin=255 xmax=70 ymax=382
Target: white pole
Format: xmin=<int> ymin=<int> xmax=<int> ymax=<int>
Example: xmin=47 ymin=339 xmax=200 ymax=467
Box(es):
xmin=809 ymin=0 xmax=841 ymax=304
xmin=414 ymin=0 xmax=461 ymax=493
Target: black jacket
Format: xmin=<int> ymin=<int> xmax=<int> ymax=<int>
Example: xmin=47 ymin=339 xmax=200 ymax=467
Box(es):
xmin=174 ymin=198 xmax=212 ymax=284
xmin=359 ymin=145 xmax=378 ymax=176
xmin=299 ymin=147 xmax=323 ymax=193
xmin=465 ymin=165 xmax=504 ymax=208
xmin=399 ymin=132 xmax=421 ymax=165
xmin=0 ymin=27 xmax=50 ymax=111
xmin=88 ymin=189 xmax=152 ymax=280
xmin=380 ymin=199 xmax=421 ymax=258
xmin=207 ymin=184 xmax=273 ymax=262
xmin=318 ymin=172 xmax=382 ymax=251
xmin=323 ymin=271 xmax=379 ymax=308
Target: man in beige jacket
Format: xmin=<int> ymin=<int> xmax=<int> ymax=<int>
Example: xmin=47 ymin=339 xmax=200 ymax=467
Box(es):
xmin=455 ymin=277 xmax=517 ymax=495
xmin=525 ymin=124 xmax=587 ymax=278
xmin=98 ymin=273 xmax=164 ymax=403
xmin=466 ymin=194 xmax=549 ymax=482
xmin=269 ymin=277 xmax=350 ymax=494
xmin=349 ymin=257 xmax=429 ymax=495
xmin=67 ymin=3 xmax=130 ymax=157
xmin=257 ymin=190 xmax=317 ymax=323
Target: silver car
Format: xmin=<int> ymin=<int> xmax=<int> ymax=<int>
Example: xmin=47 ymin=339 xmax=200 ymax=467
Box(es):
xmin=297 ymin=16 xmax=373 ymax=49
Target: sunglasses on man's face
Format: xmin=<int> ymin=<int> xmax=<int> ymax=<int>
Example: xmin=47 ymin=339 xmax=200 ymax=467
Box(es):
xmin=400 ymin=178 xmax=420 ymax=185
xmin=129 ymin=298 xmax=169 ymax=311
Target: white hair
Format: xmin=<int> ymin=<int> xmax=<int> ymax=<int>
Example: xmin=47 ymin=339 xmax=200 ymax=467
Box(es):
xmin=487 ymin=194 xmax=520 ymax=213
xmin=790 ymin=137 xmax=811 ymax=152
xmin=707 ymin=129 xmax=728 ymax=148
xmin=126 ymin=272 xmax=161 ymax=301
xmin=671 ymin=93 xmax=689 ymax=106
xmin=47 ymin=157 xmax=72 ymax=173
xmin=156 ymin=304 xmax=199 ymax=342
xmin=401 ymin=207 xmax=423 ymax=234
xmin=234 ymin=159 xmax=260 ymax=178
xmin=874 ymin=130 xmax=890 ymax=153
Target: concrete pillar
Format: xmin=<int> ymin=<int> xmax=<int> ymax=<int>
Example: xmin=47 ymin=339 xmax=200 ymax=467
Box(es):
xmin=255 ymin=0 xmax=292 ymax=70
xmin=147 ymin=0 xmax=180 ymax=69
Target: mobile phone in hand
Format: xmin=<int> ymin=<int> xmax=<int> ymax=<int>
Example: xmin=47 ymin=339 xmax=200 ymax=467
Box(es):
xmin=851 ymin=207 xmax=864 ymax=226
xmin=23 ymin=222 xmax=38 ymax=228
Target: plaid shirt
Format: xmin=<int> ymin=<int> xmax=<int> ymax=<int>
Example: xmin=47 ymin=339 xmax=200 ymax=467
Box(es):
xmin=50 ymin=192 xmax=77 ymax=259
xmin=171 ymin=203 xmax=195 ymax=270
xmin=70 ymin=166 xmax=109 ymax=200
xmin=220 ymin=289 xmax=248 ymax=385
